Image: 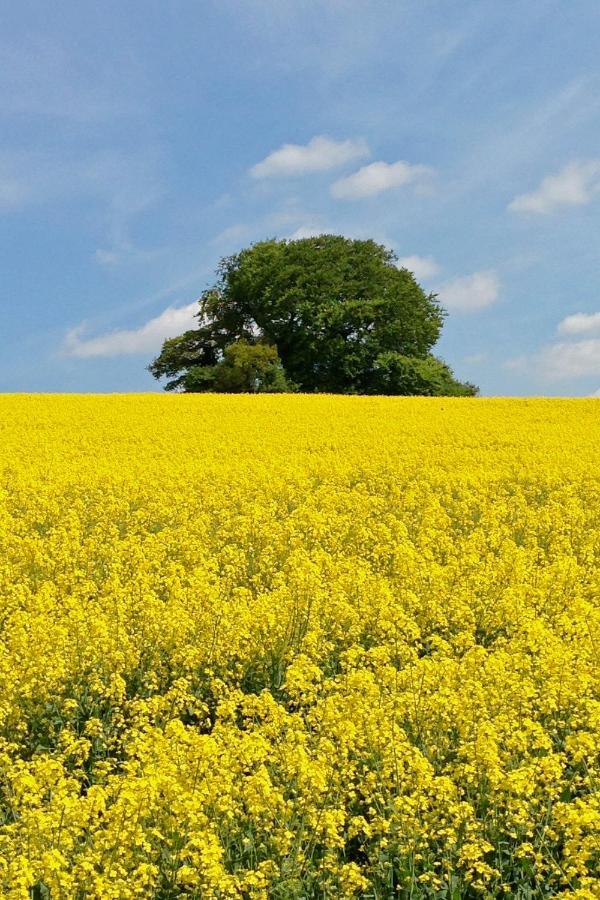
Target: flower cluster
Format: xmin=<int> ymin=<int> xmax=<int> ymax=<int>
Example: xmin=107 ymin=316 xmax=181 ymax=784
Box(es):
xmin=0 ymin=395 xmax=599 ymax=898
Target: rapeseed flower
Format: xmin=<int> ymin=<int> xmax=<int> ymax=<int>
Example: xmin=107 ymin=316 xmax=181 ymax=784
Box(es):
xmin=0 ymin=395 xmax=598 ymax=897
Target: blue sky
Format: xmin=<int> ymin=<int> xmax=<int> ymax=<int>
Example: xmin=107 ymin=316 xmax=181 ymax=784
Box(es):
xmin=2 ymin=0 xmax=600 ymax=395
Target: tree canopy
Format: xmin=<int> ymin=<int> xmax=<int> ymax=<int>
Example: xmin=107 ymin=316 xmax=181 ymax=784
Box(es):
xmin=149 ymin=235 xmax=477 ymax=396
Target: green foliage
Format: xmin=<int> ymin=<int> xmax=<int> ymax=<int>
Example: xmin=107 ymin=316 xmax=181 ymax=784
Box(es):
xmin=370 ymin=352 xmax=478 ymax=396
xmin=180 ymin=340 xmax=293 ymax=394
xmin=149 ymin=235 xmax=478 ymax=396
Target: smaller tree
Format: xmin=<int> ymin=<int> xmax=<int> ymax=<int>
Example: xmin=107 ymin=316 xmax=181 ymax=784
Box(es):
xmin=174 ymin=340 xmax=293 ymax=393
xmin=370 ymin=352 xmax=477 ymax=396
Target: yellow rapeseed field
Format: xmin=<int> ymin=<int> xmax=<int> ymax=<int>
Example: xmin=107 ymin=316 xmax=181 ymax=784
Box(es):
xmin=0 ymin=395 xmax=599 ymax=899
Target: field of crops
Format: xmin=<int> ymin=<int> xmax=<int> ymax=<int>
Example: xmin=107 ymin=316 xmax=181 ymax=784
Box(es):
xmin=0 ymin=395 xmax=599 ymax=899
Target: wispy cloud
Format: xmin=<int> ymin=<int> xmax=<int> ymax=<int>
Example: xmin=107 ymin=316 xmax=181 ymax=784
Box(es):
xmin=250 ymin=135 xmax=369 ymax=178
xmin=0 ymin=148 xmax=161 ymax=216
xmin=0 ymin=35 xmax=160 ymax=265
xmin=0 ymin=147 xmax=163 ymax=275
xmin=435 ymin=271 xmax=499 ymax=312
xmin=557 ymin=311 xmax=600 ymax=335
xmin=396 ymin=255 xmax=439 ymax=281
xmin=508 ymin=159 xmax=600 ymax=214
xmin=0 ymin=38 xmax=138 ymax=123
xmin=330 ymin=160 xmax=433 ymax=199
xmin=212 ymin=209 xmax=328 ymax=247
xmin=94 ymin=242 xmax=165 ymax=268
xmin=62 ymin=302 xmax=198 ymax=358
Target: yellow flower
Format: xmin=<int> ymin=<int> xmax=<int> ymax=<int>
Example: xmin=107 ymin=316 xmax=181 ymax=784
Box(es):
xmin=0 ymin=395 xmax=599 ymax=896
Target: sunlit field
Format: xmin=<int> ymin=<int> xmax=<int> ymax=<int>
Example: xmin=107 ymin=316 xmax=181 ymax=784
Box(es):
xmin=1 ymin=395 xmax=599 ymax=899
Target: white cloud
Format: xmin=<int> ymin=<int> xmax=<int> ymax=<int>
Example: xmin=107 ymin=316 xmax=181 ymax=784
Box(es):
xmin=536 ymin=339 xmax=600 ymax=380
xmin=396 ymin=255 xmax=439 ymax=281
xmin=589 ymin=388 xmax=600 ymax=397
xmin=288 ymin=225 xmax=324 ymax=240
xmin=435 ymin=270 xmax=499 ymax=312
xmin=62 ymin=302 xmax=198 ymax=358
xmin=508 ymin=159 xmax=600 ymax=214
xmin=557 ymin=311 xmax=600 ymax=336
xmin=463 ymin=352 xmax=487 ymax=365
xmin=211 ymin=223 xmax=253 ymax=245
xmin=330 ymin=159 xmax=433 ymax=199
xmin=95 ymin=248 xmax=121 ymax=266
xmin=508 ymin=339 xmax=600 ymax=381
xmin=503 ymin=355 xmax=527 ymax=373
xmin=250 ymin=135 xmax=369 ymax=178
xmin=508 ymin=308 xmax=600 ymax=381
xmin=0 ymin=177 xmax=28 ymax=211
xmin=94 ymin=240 xmax=165 ymax=268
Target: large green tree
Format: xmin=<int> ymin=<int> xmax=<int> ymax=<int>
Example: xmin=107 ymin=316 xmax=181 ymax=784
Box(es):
xmin=149 ymin=235 xmax=477 ymax=396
